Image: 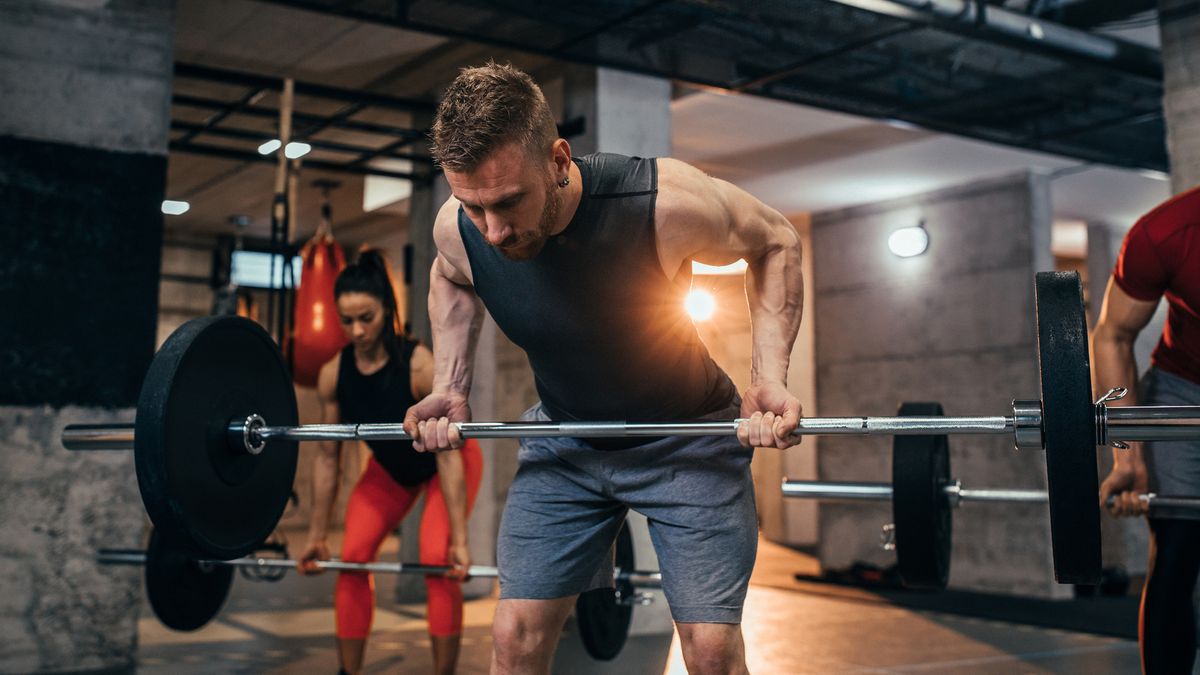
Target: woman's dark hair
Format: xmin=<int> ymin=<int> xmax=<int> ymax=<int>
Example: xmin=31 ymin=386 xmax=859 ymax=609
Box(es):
xmin=335 ymin=249 xmax=405 ymax=361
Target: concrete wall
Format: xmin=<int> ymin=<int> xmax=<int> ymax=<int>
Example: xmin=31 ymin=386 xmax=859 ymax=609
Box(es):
xmin=0 ymin=408 xmax=144 ymax=673
xmin=691 ymin=215 xmax=819 ymax=547
xmin=0 ymin=1 xmax=175 ymax=672
xmin=1161 ymin=0 xmax=1200 ymax=191
xmin=811 ymin=172 xmax=1064 ymax=598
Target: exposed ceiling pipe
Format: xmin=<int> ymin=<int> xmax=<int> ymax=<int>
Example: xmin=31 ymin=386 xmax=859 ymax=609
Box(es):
xmin=823 ymin=0 xmax=1161 ymax=82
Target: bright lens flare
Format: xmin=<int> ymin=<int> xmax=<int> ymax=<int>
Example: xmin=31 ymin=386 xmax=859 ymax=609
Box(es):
xmin=685 ymin=289 xmax=716 ymax=321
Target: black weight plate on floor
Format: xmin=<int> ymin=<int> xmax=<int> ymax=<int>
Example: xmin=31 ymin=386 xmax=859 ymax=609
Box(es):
xmin=1035 ymin=271 xmax=1101 ymax=585
xmin=135 ymin=316 xmax=299 ymax=560
xmin=145 ymin=528 xmax=233 ymax=631
xmin=892 ymin=401 xmax=952 ymax=590
xmin=576 ymin=519 xmax=635 ymax=661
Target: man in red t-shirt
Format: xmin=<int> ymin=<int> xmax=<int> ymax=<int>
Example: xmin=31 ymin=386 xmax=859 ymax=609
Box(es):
xmin=1095 ymin=184 xmax=1200 ymax=674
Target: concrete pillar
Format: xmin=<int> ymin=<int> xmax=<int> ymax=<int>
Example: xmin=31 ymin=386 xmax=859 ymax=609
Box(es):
xmin=1086 ymin=221 xmax=1162 ymax=578
xmin=1160 ymin=0 xmax=1200 ymax=190
xmin=811 ymin=173 xmax=1065 ymax=598
xmin=398 ymin=173 xmax=499 ymax=602
xmin=0 ymin=0 xmax=175 ymax=672
xmin=547 ymin=65 xmax=675 ymax=674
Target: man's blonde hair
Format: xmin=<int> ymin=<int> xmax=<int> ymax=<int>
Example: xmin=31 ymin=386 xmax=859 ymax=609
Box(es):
xmin=430 ymin=62 xmax=558 ymax=172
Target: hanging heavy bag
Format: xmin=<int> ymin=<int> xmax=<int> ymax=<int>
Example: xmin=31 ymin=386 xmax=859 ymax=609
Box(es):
xmin=290 ymin=202 xmax=347 ymax=387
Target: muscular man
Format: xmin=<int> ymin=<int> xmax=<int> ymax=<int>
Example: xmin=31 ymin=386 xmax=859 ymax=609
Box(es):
xmin=1095 ymin=185 xmax=1200 ymax=675
xmin=404 ymin=62 xmax=804 ymax=675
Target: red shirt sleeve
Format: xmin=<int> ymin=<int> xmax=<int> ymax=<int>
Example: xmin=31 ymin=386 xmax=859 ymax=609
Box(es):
xmin=1113 ymin=222 xmax=1169 ymax=302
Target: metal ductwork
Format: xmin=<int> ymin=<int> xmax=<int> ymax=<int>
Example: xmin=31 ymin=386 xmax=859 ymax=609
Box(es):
xmin=825 ymin=0 xmax=1161 ymax=81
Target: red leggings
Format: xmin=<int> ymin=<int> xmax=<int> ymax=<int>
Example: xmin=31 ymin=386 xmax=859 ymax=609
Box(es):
xmin=335 ymin=441 xmax=483 ymax=639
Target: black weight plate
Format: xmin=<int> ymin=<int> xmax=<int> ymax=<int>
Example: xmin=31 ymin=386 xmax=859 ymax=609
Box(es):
xmin=1035 ymin=271 xmax=1101 ymax=585
xmin=576 ymin=519 xmax=635 ymax=661
xmin=135 ymin=316 xmax=299 ymax=559
xmin=145 ymin=529 xmax=234 ymax=631
xmin=892 ymin=401 xmax=952 ymax=590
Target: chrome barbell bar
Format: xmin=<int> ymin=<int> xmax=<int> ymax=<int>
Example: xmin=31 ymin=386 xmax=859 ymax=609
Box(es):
xmin=61 ymin=388 xmax=1200 ymax=454
xmin=780 ymin=479 xmax=1200 ymax=510
xmin=95 ymin=549 xmax=663 ymax=588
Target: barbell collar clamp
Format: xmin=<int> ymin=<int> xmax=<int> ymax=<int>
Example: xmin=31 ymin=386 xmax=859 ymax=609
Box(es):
xmin=1011 ymin=400 xmax=1044 ymax=451
xmin=233 ymin=414 xmax=267 ymax=455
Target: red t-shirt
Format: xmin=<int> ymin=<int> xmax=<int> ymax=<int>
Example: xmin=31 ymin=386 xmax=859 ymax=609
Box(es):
xmin=1113 ymin=184 xmax=1200 ymax=386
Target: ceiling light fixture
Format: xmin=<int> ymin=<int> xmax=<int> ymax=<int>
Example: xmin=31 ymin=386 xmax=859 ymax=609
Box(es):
xmin=284 ymin=141 xmax=312 ymax=159
xmin=161 ymin=200 xmax=190 ymax=216
xmin=257 ymin=139 xmax=281 ymax=155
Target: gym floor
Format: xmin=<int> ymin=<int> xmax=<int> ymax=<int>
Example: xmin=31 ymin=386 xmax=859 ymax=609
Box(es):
xmin=132 ymin=535 xmax=1144 ymax=674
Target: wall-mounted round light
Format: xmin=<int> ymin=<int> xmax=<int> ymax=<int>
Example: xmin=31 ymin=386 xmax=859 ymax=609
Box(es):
xmin=685 ymin=289 xmax=716 ymax=321
xmin=888 ymin=222 xmax=929 ymax=258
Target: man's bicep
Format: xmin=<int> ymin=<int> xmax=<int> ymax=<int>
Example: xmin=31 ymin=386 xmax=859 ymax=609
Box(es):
xmin=432 ymin=253 xmax=472 ymax=287
xmin=431 ymin=197 xmax=474 ymax=286
xmin=656 ymin=160 xmax=755 ymax=270
xmin=692 ymin=175 xmax=795 ymax=266
xmin=1100 ymin=276 xmax=1160 ymax=337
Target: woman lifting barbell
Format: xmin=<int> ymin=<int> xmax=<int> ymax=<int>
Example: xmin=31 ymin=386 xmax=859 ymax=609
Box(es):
xmin=297 ymin=250 xmax=484 ymax=675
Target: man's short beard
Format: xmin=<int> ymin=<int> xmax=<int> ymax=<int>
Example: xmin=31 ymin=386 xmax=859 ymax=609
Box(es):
xmin=496 ymin=177 xmax=560 ymax=261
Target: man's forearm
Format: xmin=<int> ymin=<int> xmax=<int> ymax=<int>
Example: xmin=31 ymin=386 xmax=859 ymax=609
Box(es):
xmin=1093 ymin=326 xmax=1144 ymax=466
xmin=436 ymin=450 xmax=469 ymax=547
xmin=746 ymin=228 xmax=804 ymax=386
xmin=1093 ymin=327 xmax=1141 ymax=405
xmin=428 ymin=263 xmax=484 ymax=395
xmin=307 ymin=442 xmax=340 ymax=539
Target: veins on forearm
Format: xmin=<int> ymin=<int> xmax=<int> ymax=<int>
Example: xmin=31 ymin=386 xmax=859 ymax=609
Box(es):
xmin=747 ymin=236 xmax=803 ymax=387
xmin=430 ymin=275 xmax=483 ymax=395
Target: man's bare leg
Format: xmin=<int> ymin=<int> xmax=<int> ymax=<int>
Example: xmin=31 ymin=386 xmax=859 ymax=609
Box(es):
xmin=676 ymin=622 xmax=749 ymax=675
xmin=490 ymin=596 xmax=577 ymax=675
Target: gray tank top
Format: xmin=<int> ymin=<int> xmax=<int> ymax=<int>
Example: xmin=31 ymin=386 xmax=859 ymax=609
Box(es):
xmin=457 ymin=152 xmax=736 ymax=423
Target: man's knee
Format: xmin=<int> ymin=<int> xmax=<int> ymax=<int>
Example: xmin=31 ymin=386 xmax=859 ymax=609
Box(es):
xmin=492 ymin=601 xmax=568 ymax=665
xmin=677 ymin=622 xmax=745 ymax=675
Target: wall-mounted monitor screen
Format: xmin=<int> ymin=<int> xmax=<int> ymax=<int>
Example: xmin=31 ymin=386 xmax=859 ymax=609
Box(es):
xmin=230 ymin=250 xmax=302 ymax=289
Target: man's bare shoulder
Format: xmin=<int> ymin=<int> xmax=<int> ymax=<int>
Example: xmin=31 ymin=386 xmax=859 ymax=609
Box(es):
xmin=433 ymin=196 xmax=473 ymax=285
xmin=654 ymin=158 xmax=725 ymax=227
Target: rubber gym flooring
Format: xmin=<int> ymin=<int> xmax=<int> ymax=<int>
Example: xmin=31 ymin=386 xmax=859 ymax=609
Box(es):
xmin=132 ymin=534 xmax=1150 ymax=674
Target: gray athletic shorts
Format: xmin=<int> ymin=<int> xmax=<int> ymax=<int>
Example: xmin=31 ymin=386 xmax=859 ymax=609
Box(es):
xmin=496 ymin=400 xmax=757 ymax=624
xmin=1142 ymin=368 xmax=1200 ymax=520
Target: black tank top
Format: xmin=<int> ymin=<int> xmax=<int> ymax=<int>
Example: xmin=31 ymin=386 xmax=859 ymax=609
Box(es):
xmin=335 ymin=339 xmax=437 ymax=486
xmin=458 ymin=152 xmax=737 ymax=424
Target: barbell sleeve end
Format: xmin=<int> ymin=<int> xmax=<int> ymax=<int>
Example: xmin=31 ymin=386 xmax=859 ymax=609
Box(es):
xmin=62 ymin=424 xmax=136 ymax=451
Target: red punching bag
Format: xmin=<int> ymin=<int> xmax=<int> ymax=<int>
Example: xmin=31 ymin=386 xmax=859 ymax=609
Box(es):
xmin=291 ymin=203 xmax=347 ymax=387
